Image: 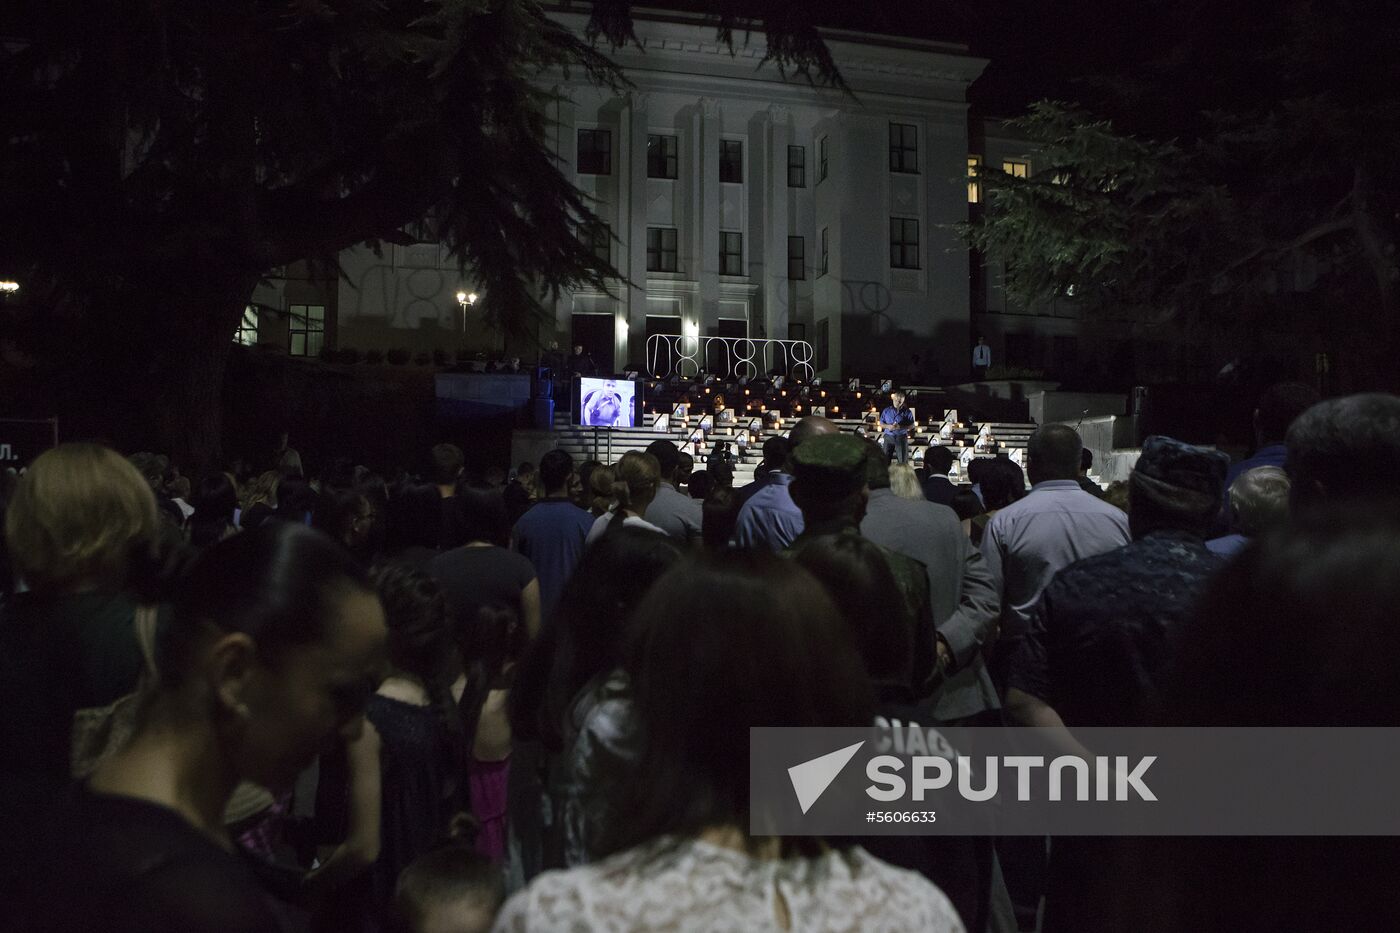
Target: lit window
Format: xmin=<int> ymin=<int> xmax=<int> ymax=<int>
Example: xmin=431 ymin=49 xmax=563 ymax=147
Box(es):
xmin=890 ymin=218 xmax=920 ymax=270
xmin=817 ymin=136 xmax=829 ymax=183
xmin=647 ymin=134 xmax=678 ymax=179
xmin=889 ymin=123 xmax=918 ymax=174
xmin=720 ymin=140 xmax=743 ymax=183
xmin=646 ymin=227 xmax=678 ymax=273
xmin=787 ymin=145 xmax=806 ymax=188
xmin=968 ymin=155 xmax=982 ymax=203
xmin=577 ymin=129 xmax=612 ymax=175
xmin=1002 ymin=159 xmax=1030 ymax=178
xmin=720 ymin=232 xmax=743 ymax=276
xmin=820 ymin=227 xmax=829 ymax=277
xmin=289 ymin=304 xmax=325 ymax=357
xmin=234 ymin=305 xmax=258 ymax=346
xmin=787 ymin=237 xmax=805 ymax=281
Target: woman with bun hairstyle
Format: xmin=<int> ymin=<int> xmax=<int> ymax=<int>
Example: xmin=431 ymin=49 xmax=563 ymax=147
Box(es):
xmin=27 ymin=522 xmax=387 ymax=932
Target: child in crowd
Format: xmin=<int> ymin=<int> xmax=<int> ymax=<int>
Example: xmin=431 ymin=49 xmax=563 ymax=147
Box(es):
xmin=394 ymin=845 xmax=504 ymax=933
xmin=585 ymin=464 xmax=615 ymax=517
xmin=453 ymin=602 xmax=528 ymax=863
xmin=309 ymin=563 xmax=467 ymax=929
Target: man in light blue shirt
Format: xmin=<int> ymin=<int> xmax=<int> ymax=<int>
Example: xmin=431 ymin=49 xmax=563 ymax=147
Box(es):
xmin=972 ymin=336 xmax=992 ymax=380
xmin=732 ymin=416 xmax=837 ymax=550
xmin=980 ymin=424 xmax=1131 ymax=662
xmin=878 ymin=390 xmax=916 ymax=465
xmin=643 ymin=440 xmax=703 ymax=544
xmin=513 ymin=449 xmax=595 ymax=618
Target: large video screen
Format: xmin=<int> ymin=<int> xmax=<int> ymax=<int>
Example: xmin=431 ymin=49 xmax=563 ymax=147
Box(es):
xmin=578 ymin=377 xmax=637 ymax=428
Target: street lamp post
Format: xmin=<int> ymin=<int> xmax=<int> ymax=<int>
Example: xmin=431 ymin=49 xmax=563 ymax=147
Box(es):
xmin=455 ymin=290 xmax=478 ymax=334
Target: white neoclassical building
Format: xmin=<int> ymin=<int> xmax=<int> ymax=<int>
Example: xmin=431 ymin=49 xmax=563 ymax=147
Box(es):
xmin=539 ymin=10 xmax=988 ymax=382
xmin=250 ymin=10 xmax=1006 ymax=382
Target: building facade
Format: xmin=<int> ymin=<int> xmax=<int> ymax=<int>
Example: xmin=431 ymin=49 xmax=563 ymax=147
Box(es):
xmin=249 ymin=12 xmax=997 ymax=382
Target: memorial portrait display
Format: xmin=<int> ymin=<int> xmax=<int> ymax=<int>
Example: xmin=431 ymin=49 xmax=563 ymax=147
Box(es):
xmin=579 ymin=377 xmax=638 ymax=428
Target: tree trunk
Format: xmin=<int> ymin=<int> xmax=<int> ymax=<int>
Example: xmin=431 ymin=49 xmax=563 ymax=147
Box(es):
xmin=65 ymin=272 xmax=259 ymax=475
xmin=154 ymin=293 xmax=254 ymax=475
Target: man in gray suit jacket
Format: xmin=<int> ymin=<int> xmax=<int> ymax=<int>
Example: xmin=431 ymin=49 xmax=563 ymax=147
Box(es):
xmin=860 ymin=447 xmax=1001 ymax=723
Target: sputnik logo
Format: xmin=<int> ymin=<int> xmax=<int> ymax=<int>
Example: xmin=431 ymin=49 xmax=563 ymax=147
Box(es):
xmin=787 ymin=741 xmax=865 ymax=814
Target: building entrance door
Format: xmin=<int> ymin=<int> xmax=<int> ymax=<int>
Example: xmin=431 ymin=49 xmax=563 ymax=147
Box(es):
xmin=571 ymin=313 xmax=616 ymax=375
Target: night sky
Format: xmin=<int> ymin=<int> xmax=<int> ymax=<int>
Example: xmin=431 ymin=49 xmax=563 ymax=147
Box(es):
xmin=647 ymin=0 xmax=1398 ymax=138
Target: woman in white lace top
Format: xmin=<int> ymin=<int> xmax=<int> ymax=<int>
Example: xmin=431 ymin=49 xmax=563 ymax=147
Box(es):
xmin=493 ymin=554 xmax=964 ymax=932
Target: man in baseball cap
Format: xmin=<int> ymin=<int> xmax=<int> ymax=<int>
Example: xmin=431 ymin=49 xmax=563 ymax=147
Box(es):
xmin=785 ymin=433 xmax=947 ymax=698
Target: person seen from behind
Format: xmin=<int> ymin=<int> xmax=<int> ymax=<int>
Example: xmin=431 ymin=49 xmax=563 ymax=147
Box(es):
xmin=495 ymin=553 xmax=965 ymax=931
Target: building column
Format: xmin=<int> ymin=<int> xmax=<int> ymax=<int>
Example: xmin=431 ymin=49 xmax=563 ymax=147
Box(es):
xmin=697 ymin=97 xmax=721 ymax=339
xmin=764 ymin=105 xmax=792 ymax=345
xmin=553 ymin=86 xmax=577 ymax=341
xmin=620 ymin=92 xmax=649 ymax=370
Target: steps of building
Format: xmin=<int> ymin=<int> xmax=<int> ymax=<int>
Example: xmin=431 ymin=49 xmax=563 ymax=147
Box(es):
xmin=539 ymin=412 xmax=1041 ymax=487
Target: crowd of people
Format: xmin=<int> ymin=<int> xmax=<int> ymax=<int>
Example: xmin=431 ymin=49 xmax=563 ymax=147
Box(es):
xmin=2 ymin=382 xmax=1399 ymax=932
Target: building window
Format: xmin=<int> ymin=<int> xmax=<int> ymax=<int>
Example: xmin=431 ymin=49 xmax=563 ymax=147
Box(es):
xmin=584 ymin=223 xmax=611 ymax=265
xmin=1006 ymin=332 xmax=1035 ymax=368
xmin=1002 ymin=159 xmax=1030 ymax=179
xmin=968 ymin=155 xmax=982 ymax=203
xmin=820 ymin=227 xmax=829 ymax=277
xmin=817 ymin=136 xmax=828 ymax=183
xmin=645 ymin=315 xmax=683 ymax=341
xmin=817 ymin=318 xmax=830 ymax=371
xmin=720 ymin=140 xmax=743 ymax=183
xmin=890 ymin=217 xmax=920 ymax=270
xmin=646 ymin=227 xmax=678 ymax=273
xmin=720 ymin=232 xmax=743 ymax=276
xmin=234 ymin=305 xmax=258 ymax=346
xmin=289 ymin=304 xmax=325 ymax=357
xmin=577 ymin=128 xmax=612 ymax=175
xmin=1053 ymin=335 xmax=1079 ymax=373
xmin=787 ymin=236 xmax=805 ymax=281
xmin=787 ymin=145 xmax=806 ymax=187
xmin=647 ymin=134 xmax=678 ymax=179
xmin=889 ymin=122 xmax=918 ymax=174
xmin=718 ymin=319 xmax=747 ymax=339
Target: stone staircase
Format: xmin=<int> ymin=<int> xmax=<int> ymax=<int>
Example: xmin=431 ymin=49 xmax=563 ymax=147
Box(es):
xmin=517 ymin=411 xmax=1041 ymax=487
